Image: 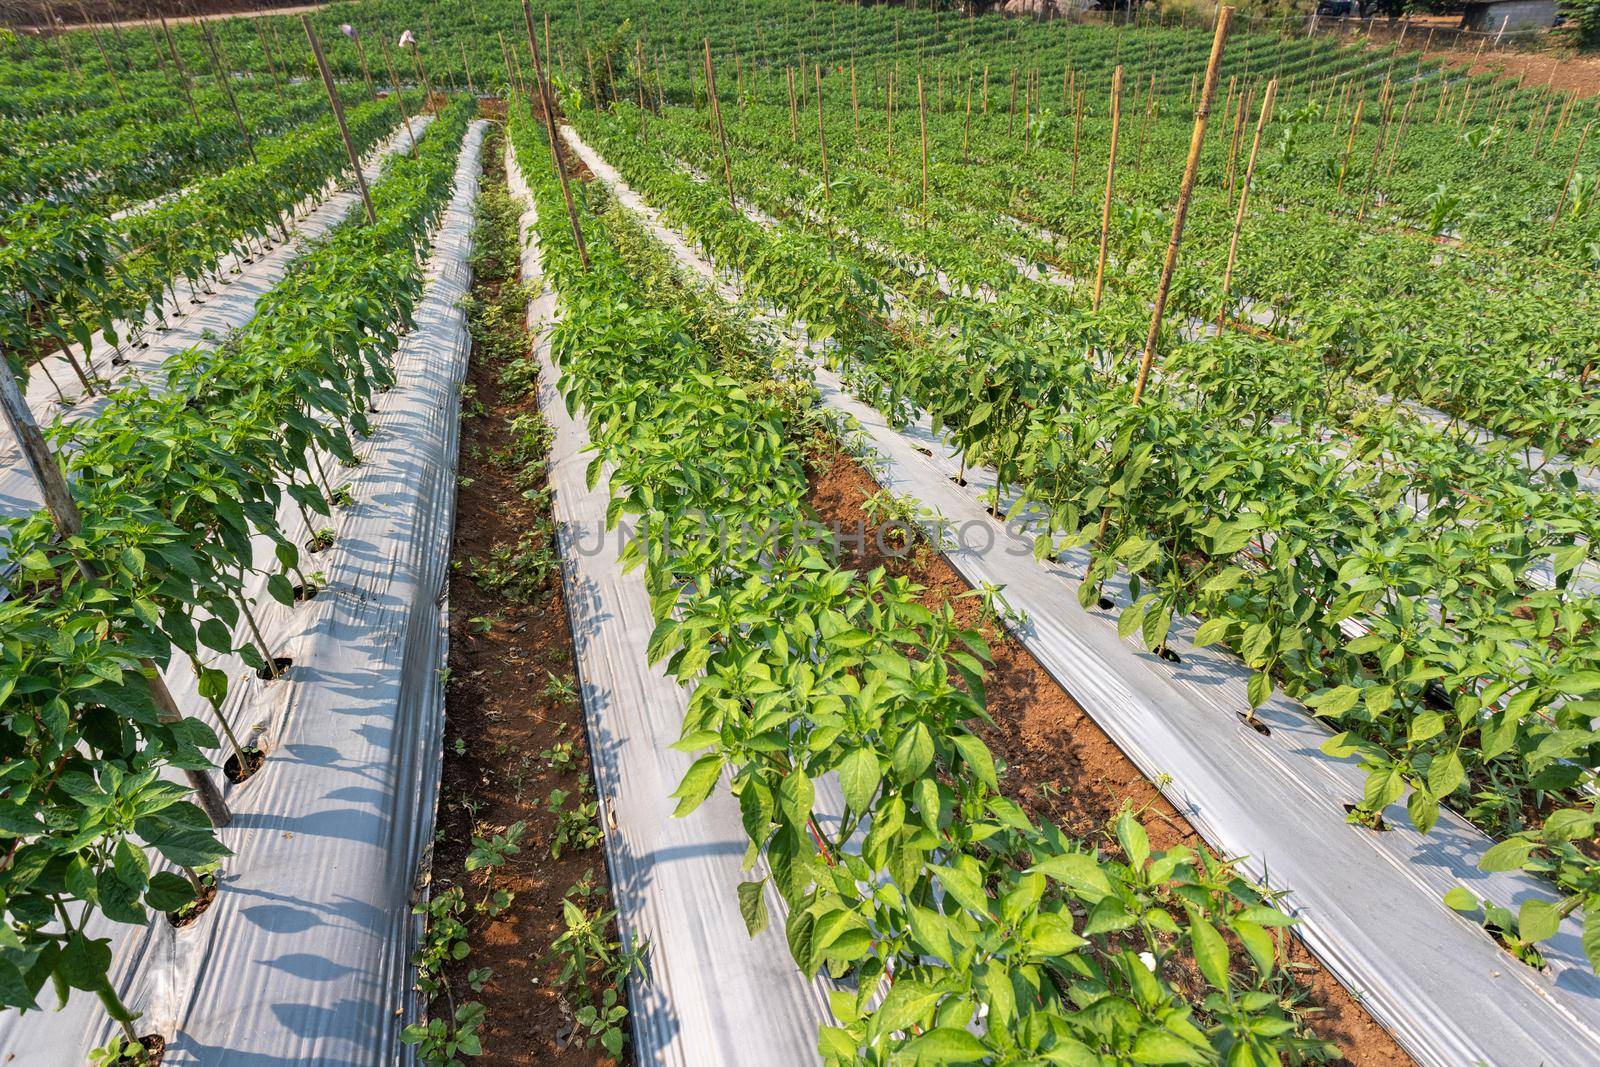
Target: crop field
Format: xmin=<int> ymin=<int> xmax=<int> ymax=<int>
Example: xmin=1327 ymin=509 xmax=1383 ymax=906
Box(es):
xmin=3 ymin=0 xmax=1600 ymax=1065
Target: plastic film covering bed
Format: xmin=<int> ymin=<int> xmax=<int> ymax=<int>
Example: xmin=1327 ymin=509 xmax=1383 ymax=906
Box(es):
xmin=505 ymin=137 xmax=833 ymax=1066
xmin=0 ymin=116 xmax=435 ymax=527
xmin=558 ymin=123 xmax=1600 ymax=1067
xmin=0 ymin=117 xmax=485 ymax=1066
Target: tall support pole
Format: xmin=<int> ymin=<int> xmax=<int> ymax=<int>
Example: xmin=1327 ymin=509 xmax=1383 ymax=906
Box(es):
xmin=303 ymin=17 xmax=377 ymax=226
xmin=200 ymin=18 xmax=256 ymax=165
xmin=816 ymin=63 xmax=831 ymax=203
xmin=522 ymin=0 xmax=590 ymax=272
xmin=75 ymin=2 xmax=124 ymax=102
xmin=1131 ymin=7 xmax=1233 ymax=404
xmin=160 ymin=16 xmax=202 ymax=126
xmin=407 ymin=37 xmax=436 ymax=112
xmin=1092 ymin=65 xmax=1123 ymax=312
xmin=1217 ymin=78 xmax=1277 ymax=327
xmin=256 ymin=19 xmax=285 ymax=100
xmin=0 ymin=367 xmax=230 ymax=828
xmin=704 ymin=41 xmax=737 ymax=209
xmin=461 ymin=41 xmax=477 ymax=97
xmin=347 ymin=27 xmax=379 ymax=104
xmin=1336 ymin=96 xmax=1364 ymax=194
xmin=918 ymin=72 xmax=929 ymax=212
xmin=1551 ymin=120 xmax=1594 ymax=234
xmin=377 ymin=33 xmax=417 ymax=159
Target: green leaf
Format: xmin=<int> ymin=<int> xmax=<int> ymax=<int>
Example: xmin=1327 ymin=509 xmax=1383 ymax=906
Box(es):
xmin=1443 ymin=887 xmax=1479 ymax=912
xmin=1029 ymin=852 xmax=1112 ymax=901
xmin=1519 ymin=898 xmax=1563 ymax=944
xmin=1479 ymin=837 xmax=1537 ymax=873
xmin=836 ymin=748 xmax=881 ymax=814
xmin=898 ymin=1027 xmax=990 ymax=1064
xmin=874 ymin=978 xmax=942 ymax=1036
xmin=671 ymin=754 xmax=722 ymax=818
xmin=736 ymin=878 xmax=769 ymax=937
xmin=1188 ymin=913 xmax=1230 ymax=993
xmin=145 ymin=871 xmax=196 ymax=913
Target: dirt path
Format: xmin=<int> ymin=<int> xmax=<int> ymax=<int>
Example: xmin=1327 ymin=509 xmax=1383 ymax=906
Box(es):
xmin=13 ymin=1 xmax=330 ymax=32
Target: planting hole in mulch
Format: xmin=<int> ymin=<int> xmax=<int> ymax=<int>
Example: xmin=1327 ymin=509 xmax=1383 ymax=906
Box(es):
xmin=166 ymin=873 xmax=217 ymax=930
xmin=1154 ymin=645 xmax=1182 ymax=664
xmin=254 ymin=657 xmax=293 ymax=681
xmin=291 ymin=583 xmax=319 ymax=603
xmin=306 ymin=532 xmax=335 ymax=552
xmin=114 ymin=1034 xmax=165 ymax=1065
xmin=224 ymin=746 xmax=267 ymax=783
xmin=950 ymin=473 xmax=967 ymax=486
xmin=111 ymin=355 xmax=129 ymax=366
xmin=1237 ymin=711 xmax=1272 ymax=737
xmin=1343 ymin=803 xmax=1390 ymax=832
xmin=1096 ymin=596 xmax=1116 ymax=611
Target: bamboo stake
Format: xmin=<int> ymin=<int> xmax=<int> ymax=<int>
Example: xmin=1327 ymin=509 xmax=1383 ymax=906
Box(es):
xmin=1224 ymin=82 xmax=1248 ymax=205
xmin=201 ymin=18 xmax=255 ymax=166
xmin=0 ymin=367 xmax=230 ymax=828
xmin=1337 ymin=97 xmax=1364 ymax=194
xmin=888 ymin=68 xmax=896 ymax=157
xmin=159 ymin=17 xmax=201 ymax=125
xmin=1132 ymin=7 xmax=1233 ymax=405
xmin=963 ymin=70 xmax=973 ymax=158
xmin=303 ymin=17 xmax=374 ymax=226
xmin=851 ymin=59 xmax=860 ymax=138
xmin=378 ymin=33 xmax=417 ymax=158
xmin=919 ymin=72 xmax=929 ymax=211
xmin=75 ymin=2 xmax=123 ymax=101
xmin=816 ymin=63 xmax=830 ymax=202
xmin=788 ymin=66 xmax=799 ymax=143
xmin=1218 ymin=78 xmax=1277 ymax=327
xmin=1008 ymin=66 xmax=1018 ymax=135
xmin=255 ymin=19 xmax=284 ymax=100
xmin=1071 ymin=87 xmax=1083 ymax=190
xmin=461 ymin=41 xmax=476 ymax=97
xmin=1093 ymin=65 xmax=1123 ymax=312
xmin=522 ymin=0 xmax=589 ymax=272
xmin=704 ymin=41 xmax=737 ymax=209
xmin=1551 ymin=120 xmax=1594 ymax=233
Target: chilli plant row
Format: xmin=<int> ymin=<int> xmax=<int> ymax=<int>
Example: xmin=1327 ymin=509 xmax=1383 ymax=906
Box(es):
xmin=568 ymin=99 xmax=1600 ymax=973
xmin=511 ymin=101 xmax=1335 ymax=1066
xmin=0 ymin=96 xmax=407 ymax=382
xmin=0 ymin=98 xmax=472 ymax=1048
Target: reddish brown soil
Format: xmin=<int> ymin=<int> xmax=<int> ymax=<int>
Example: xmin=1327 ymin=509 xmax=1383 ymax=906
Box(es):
xmin=1431 ymin=48 xmax=1600 ymax=99
xmin=432 ymin=135 xmax=618 ymax=1067
xmin=803 ymin=447 xmax=1411 ymax=1067
xmin=12 ymin=1 xmax=323 ymax=30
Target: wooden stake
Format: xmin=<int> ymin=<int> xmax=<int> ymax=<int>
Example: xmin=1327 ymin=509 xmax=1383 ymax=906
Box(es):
xmin=1218 ymin=78 xmax=1277 ymax=327
xmin=1337 ymin=97 xmax=1364 ymax=194
xmin=522 ymin=0 xmax=589 ymax=272
xmin=888 ymin=68 xmax=896 ymax=157
xmin=919 ymin=72 xmax=929 ymax=211
xmin=303 ymin=17 xmax=375 ymax=225
xmin=159 ymin=16 xmax=201 ymax=125
xmin=256 ymin=19 xmax=285 ymax=100
xmin=201 ymin=18 xmax=256 ymax=166
xmin=378 ymin=33 xmax=417 ymax=158
xmin=816 ymin=63 xmax=830 ymax=202
xmin=1132 ymin=6 xmax=1234 ymax=405
xmin=851 ymin=59 xmax=860 ymax=138
xmin=1093 ymin=64 xmax=1123 ymax=312
xmin=1072 ymin=87 xmax=1083 ymax=190
xmin=1551 ymin=120 xmax=1594 ymax=233
xmin=75 ymin=1 xmax=123 ymax=102
xmin=788 ymin=67 xmax=799 ymax=143
xmin=1224 ymin=82 xmax=1248 ymax=205
xmin=0 ymin=367 xmax=230 ymax=828
xmin=461 ymin=41 xmax=476 ymax=97
xmin=963 ymin=70 xmax=973 ymax=158
xmin=704 ymin=41 xmax=737 ymax=209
